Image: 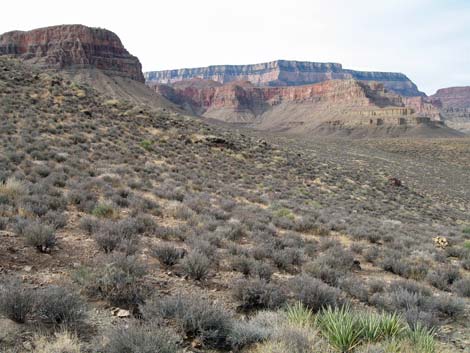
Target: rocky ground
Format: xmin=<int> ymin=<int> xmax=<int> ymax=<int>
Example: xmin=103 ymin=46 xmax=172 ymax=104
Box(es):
xmin=0 ymin=57 xmax=469 ymax=353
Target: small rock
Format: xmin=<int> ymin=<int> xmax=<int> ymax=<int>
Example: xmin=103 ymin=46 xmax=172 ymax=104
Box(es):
xmin=22 ymin=341 xmax=32 ymax=351
xmin=433 ymin=236 xmax=449 ymax=249
xmin=23 ymin=266 xmax=32 ymax=272
xmin=191 ymin=338 xmax=203 ymax=349
xmin=112 ymin=308 xmax=131 ymax=318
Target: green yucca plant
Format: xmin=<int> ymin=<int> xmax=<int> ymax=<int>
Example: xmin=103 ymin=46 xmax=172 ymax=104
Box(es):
xmin=358 ymin=311 xmax=407 ymax=342
xmin=378 ymin=312 xmax=407 ymax=339
xmin=408 ymin=324 xmax=437 ymax=353
xmin=285 ymin=301 xmax=314 ymax=328
xmin=316 ymin=305 xmax=363 ymax=352
xmin=357 ymin=312 xmax=382 ymax=342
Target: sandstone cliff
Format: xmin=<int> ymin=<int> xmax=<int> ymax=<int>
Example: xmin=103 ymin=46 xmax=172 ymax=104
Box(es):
xmin=0 ymin=25 xmax=145 ymax=82
xmin=151 ymin=78 xmax=450 ymax=137
xmin=145 ymin=60 xmax=423 ymax=97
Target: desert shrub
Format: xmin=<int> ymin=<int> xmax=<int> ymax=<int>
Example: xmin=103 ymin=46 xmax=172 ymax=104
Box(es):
xmin=75 ymin=254 xmax=147 ymax=307
xmin=23 ymin=221 xmax=56 ymax=252
xmin=154 ymin=185 xmax=185 ymax=201
xmin=93 ymin=219 xmax=140 ymax=254
xmin=181 ymin=250 xmax=211 ymax=280
xmin=79 ymin=215 xmax=99 ymax=235
xmin=369 ymin=283 xmax=462 ymax=329
xmin=153 ymin=224 xmax=189 ymax=240
xmin=364 ymin=246 xmax=379 ymax=263
xmin=36 ymin=286 xmax=87 ymax=326
xmin=292 ymin=275 xmax=342 ymax=312
xmin=231 ymin=255 xmax=255 ymax=276
xmin=152 ymin=243 xmax=185 ymax=267
xmin=0 ymin=216 xmax=7 ymax=230
xmin=0 ymin=277 xmax=35 ymax=323
xmin=381 ymin=251 xmax=411 ymax=277
xmin=33 ymin=331 xmax=82 ymax=353
xmin=91 ymin=203 xmax=116 ymax=218
xmin=350 ymin=243 xmax=364 ymax=254
xmin=389 ymin=280 xmax=431 ymax=297
xmin=462 ymin=257 xmax=470 ymax=271
xmin=103 ymin=322 xmax=179 ymax=353
xmin=129 ymin=196 xmax=162 ymax=216
xmin=338 ymin=276 xmax=369 ymax=302
xmin=42 ymin=210 xmax=67 ymax=229
xmin=67 ymin=189 xmax=97 ymax=212
xmin=272 ymin=248 xmax=303 ymax=272
xmin=34 ymin=164 xmax=51 ymax=178
xmin=0 ymin=177 xmax=27 ymax=202
xmin=431 ymin=295 xmax=465 ymax=318
xmin=426 ymin=265 xmax=461 ymax=290
xmin=304 ymin=260 xmax=342 ymax=286
xmin=228 ymin=319 xmax=272 ymax=350
xmin=170 ymin=204 xmax=195 ymax=220
xmin=277 ymin=328 xmax=319 ymax=353
xmin=253 ymin=324 xmax=323 ymax=353
xmin=216 ymin=221 xmax=246 ymax=241
xmin=453 ymin=278 xmax=470 ymax=297
xmin=94 ymin=226 xmax=122 ymax=253
xmin=132 ymin=213 xmax=157 ymax=233
xmin=308 ymin=246 xmax=356 ymax=283
xmin=233 ymin=279 xmax=286 ymax=310
xmin=144 ymin=294 xmax=233 ymax=348
xmin=253 ymin=261 xmax=274 ymax=281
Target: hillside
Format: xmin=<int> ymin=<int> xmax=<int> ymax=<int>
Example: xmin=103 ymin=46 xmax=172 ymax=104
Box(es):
xmin=0 ymin=25 xmax=176 ymax=111
xmin=1 ymin=55 xmax=470 ymax=352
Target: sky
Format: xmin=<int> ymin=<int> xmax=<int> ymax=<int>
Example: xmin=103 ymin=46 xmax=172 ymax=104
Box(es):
xmin=1 ymin=0 xmax=469 ymax=95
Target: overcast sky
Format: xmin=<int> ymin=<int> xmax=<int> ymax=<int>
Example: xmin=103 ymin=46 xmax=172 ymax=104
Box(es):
xmin=1 ymin=0 xmax=469 ymax=94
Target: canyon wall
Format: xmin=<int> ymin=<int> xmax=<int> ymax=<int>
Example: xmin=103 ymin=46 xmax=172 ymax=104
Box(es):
xmin=430 ymin=87 xmax=470 ymax=109
xmin=429 ymin=87 xmax=470 ymax=132
xmin=146 ymin=60 xmax=423 ymax=97
xmin=152 ymin=78 xmax=445 ymax=134
xmin=0 ymin=25 xmax=145 ymax=82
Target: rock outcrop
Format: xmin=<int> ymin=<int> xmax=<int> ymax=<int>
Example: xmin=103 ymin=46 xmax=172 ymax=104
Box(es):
xmin=152 ymin=78 xmax=452 ymax=137
xmin=429 ymin=87 xmax=470 ymax=133
xmin=0 ymin=25 xmax=144 ymax=82
xmin=146 ymin=60 xmax=423 ymax=97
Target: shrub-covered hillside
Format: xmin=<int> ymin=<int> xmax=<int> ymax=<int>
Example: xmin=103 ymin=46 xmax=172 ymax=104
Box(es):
xmin=0 ymin=57 xmax=469 ymax=352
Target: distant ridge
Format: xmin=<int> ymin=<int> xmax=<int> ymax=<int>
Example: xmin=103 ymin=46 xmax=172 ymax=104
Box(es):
xmin=145 ymin=59 xmax=424 ymax=97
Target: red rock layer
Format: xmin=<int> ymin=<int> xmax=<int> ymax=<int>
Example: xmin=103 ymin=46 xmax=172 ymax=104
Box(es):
xmin=152 ymin=78 xmax=405 ymax=117
xmin=0 ymin=25 xmax=144 ymax=82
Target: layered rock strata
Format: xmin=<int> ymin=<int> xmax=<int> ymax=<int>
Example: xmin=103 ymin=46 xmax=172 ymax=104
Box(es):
xmin=0 ymin=25 xmax=145 ymax=82
xmin=146 ymin=60 xmax=422 ymax=96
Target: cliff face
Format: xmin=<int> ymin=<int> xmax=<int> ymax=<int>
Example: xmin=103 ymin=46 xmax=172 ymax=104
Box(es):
xmin=429 ymin=87 xmax=470 ymax=133
xmin=0 ymin=25 xmax=145 ymax=82
xmin=430 ymin=87 xmax=470 ymax=109
xmin=152 ymin=78 xmax=443 ymax=133
xmin=145 ymin=60 xmax=422 ymax=97
xmin=154 ymin=79 xmax=403 ymax=117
